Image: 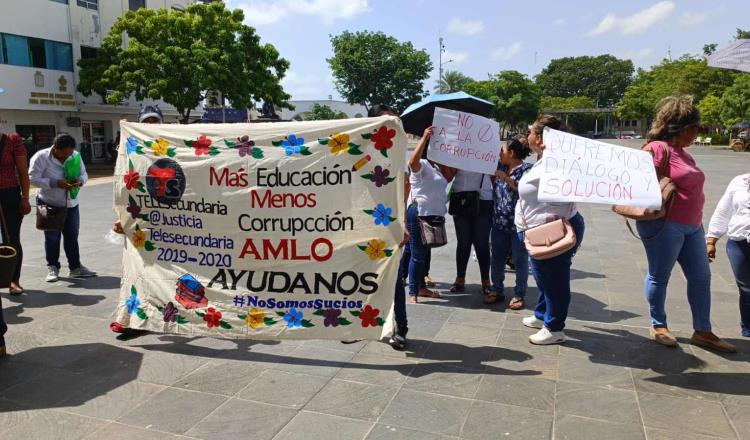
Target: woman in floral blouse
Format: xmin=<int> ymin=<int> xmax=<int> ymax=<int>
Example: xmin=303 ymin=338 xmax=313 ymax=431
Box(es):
xmin=490 ymin=137 xmax=532 ymax=310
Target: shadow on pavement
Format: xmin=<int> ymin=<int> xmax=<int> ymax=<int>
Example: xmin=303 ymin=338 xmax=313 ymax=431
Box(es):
xmin=570 ymin=269 xmax=606 ymax=280
xmin=0 ymin=343 xmax=142 ymax=412
xmin=5 ymin=290 xmax=106 ymax=308
xmin=63 ymin=275 xmax=121 ymax=290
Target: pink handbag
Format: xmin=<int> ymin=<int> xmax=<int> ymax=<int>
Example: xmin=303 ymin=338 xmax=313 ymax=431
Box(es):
xmin=523 ymin=218 xmax=577 ymax=260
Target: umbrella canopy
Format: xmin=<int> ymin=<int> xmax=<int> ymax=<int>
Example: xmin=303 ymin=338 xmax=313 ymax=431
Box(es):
xmin=400 ymin=91 xmax=495 ymax=136
xmin=708 ymin=39 xmax=750 ymax=73
xmin=732 ymin=121 xmax=750 ymax=129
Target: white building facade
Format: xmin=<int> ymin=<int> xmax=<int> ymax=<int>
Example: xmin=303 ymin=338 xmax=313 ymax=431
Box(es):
xmin=0 ymin=0 xmax=201 ymax=163
xmin=281 ymin=99 xmax=368 ymax=121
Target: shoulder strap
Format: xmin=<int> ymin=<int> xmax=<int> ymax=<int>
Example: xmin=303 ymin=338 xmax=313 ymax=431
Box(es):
xmin=0 ymin=201 xmax=10 ymax=244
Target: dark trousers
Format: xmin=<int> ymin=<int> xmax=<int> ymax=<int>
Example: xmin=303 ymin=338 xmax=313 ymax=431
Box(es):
xmin=525 ymin=213 xmax=585 ymax=332
xmin=453 ymin=200 xmax=493 ymax=280
xmin=0 ymin=294 xmax=5 ymax=347
xmin=727 ymin=239 xmax=750 ymax=336
xmin=44 ymin=205 xmax=81 ymax=270
xmin=0 ymin=187 xmax=23 ymax=282
xmin=394 ymin=260 xmax=407 ymax=331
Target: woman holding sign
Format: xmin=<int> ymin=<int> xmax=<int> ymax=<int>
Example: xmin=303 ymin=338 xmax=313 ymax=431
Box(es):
xmin=406 ymin=126 xmax=450 ymax=304
xmin=636 ymin=95 xmax=734 ymax=352
xmin=706 ymin=172 xmax=750 ymax=338
xmin=517 ymin=115 xmax=585 ymax=345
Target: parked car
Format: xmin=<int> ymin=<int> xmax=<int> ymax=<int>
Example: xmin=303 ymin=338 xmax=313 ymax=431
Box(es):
xmin=616 ymin=131 xmax=639 ymax=139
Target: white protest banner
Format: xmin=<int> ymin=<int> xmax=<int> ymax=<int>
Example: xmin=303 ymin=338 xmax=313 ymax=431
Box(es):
xmin=428 ymin=107 xmax=500 ymax=174
xmin=538 ymin=128 xmax=661 ymax=209
xmin=112 ymin=117 xmax=406 ymax=340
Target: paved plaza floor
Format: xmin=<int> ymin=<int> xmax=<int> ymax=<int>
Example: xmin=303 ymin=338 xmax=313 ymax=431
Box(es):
xmin=1 ymin=143 xmax=750 ymax=439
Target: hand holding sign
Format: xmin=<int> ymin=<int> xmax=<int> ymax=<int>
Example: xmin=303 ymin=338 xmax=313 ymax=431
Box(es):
xmin=428 ymin=108 xmax=500 ymax=175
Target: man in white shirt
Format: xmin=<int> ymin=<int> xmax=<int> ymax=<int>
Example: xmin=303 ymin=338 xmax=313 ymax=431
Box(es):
xmin=28 ymin=133 xmax=97 ymax=282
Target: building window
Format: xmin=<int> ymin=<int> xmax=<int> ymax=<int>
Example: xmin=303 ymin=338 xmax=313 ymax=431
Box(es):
xmin=129 ymin=0 xmax=146 ymax=10
xmin=16 ymin=125 xmax=57 ymax=157
xmin=80 ymin=45 xmax=98 ymax=60
xmin=0 ymin=34 xmax=73 ymax=71
xmin=76 ymin=0 xmax=98 ymax=10
xmin=49 ymin=0 xmax=68 ymax=3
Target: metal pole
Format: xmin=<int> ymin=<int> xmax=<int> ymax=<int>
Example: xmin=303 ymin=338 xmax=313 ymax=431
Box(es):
xmin=439 ymin=37 xmax=443 ymax=93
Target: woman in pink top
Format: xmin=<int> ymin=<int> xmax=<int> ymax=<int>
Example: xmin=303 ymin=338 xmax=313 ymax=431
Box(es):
xmin=635 ymin=95 xmax=735 ymax=352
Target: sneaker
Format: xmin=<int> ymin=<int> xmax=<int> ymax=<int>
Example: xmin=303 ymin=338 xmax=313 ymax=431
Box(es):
xmin=389 ymin=326 xmax=408 ymax=350
xmin=45 ymin=265 xmax=59 ymax=282
xmin=522 ymin=315 xmax=544 ymax=329
xmin=529 ymin=327 xmax=566 ymax=345
xmin=69 ymin=265 xmax=97 ymax=278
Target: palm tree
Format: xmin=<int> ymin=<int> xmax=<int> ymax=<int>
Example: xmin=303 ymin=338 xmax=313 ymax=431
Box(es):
xmin=435 ymin=70 xmax=474 ymax=93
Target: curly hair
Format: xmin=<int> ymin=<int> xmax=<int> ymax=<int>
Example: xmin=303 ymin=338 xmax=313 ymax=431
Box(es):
xmin=647 ymin=95 xmax=701 ymax=142
xmin=530 ymin=114 xmax=569 ymax=139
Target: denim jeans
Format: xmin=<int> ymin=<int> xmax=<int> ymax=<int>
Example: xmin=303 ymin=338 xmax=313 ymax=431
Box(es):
xmin=636 ymin=219 xmax=712 ymax=332
xmin=453 ymin=200 xmax=493 ymax=280
xmin=44 ymin=205 xmax=81 ymax=270
xmin=491 ymin=225 xmax=528 ymax=297
xmin=727 ymin=239 xmax=750 ymax=336
xmin=523 ymin=213 xmax=585 ymax=332
xmin=399 ymin=240 xmax=426 ymax=290
xmin=0 ymin=188 xmax=24 ymax=282
xmin=406 ymin=203 xmax=431 ymax=298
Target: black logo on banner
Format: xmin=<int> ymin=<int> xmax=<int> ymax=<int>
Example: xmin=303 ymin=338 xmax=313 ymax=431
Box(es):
xmin=146 ymin=159 xmax=186 ymax=204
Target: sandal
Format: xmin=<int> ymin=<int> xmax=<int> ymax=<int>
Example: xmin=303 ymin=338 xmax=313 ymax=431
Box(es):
xmin=483 ymin=286 xmax=502 ymax=304
xmin=9 ymin=286 xmax=24 ymax=296
xmin=418 ymin=288 xmax=441 ymax=298
xmin=449 ymin=283 xmax=465 ymax=293
xmin=424 ymin=276 xmax=436 ymax=287
xmin=509 ymin=297 xmax=525 ymax=310
xmin=408 ymin=296 xmax=418 ymax=304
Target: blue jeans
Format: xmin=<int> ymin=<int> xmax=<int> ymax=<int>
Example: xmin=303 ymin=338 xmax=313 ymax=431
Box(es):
xmin=636 ymin=219 xmax=712 ymax=331
xmin=491 ymin=226 xmax=528 ymax=297
xmin=406 ymin=203 xmax=431 ymax=298
xmin=727 ymin=239 xmax=750 ymax=336
xmin=44 ymin=205 xmax=81 ymax=270
xmin=523 ymin=213 xmax=585 ymax=332
xmin=453 ymin=200 xmax=493 ymax=280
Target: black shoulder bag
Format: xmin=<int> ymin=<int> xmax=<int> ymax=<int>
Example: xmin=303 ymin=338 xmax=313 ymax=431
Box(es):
xmin=449 ymin=173 xmax=485 ymax=217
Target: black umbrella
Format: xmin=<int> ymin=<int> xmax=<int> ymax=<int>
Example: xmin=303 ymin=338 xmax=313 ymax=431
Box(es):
xmin=732 ymin=121 xmax=750 ymax=129
xmin=400 ymin=91 xmax=495 ymax=136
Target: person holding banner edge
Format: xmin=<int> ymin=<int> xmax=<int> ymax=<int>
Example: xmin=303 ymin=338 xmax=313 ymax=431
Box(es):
xmin=517 ymin=115 xmax=585 ymax=345
xmin=635 ymin=95 xmax=734 ymax=352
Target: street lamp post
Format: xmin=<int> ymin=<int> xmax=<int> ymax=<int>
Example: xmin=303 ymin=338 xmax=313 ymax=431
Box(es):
xmin=438 ymin=37 xmax=453 ymax=93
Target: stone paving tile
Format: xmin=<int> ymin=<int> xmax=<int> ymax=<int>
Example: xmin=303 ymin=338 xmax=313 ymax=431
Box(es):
xmin=173 ymin=360 xmax=265 ymax=396
xmin=84 ymin=423 xmax=185 ymax=440
xmin=185 ymin=398 xmax=297 ymax=439
xmin=461 ymin=400 xmax=553 ymax=440
xmin=638 ymin=392 xmax=737 ymax=439
xmin=236 ymin=369 xmax=329 ymax=409
xmin=367 ymin=424 xmax=459 ymax=439
xmin=2 ymin=409 xmax=107 ymax=440
xmin=554 ymin=414 xmax=646 ymax=440
xmin=403 ymin=363 xmax=483 ymax=399
xmin=273 ymin=411 xmax=373 ymax=440
xmin=554 ymin=381 xmax=641 ymax=424
xmin=304 ymin=379 xmax=398 ymax=421
xmin=333 ymin=353 xmax=416 ymax=387
xmin=724 ymin=404 xmax=750 ymax=440
xmin=484 ymin=352 xmax=559 ymax=380
xmin=434 ymin=323 xmax=500 ymax=345
xmin=644 ymin=427 xmax=731 ymax=440
xmin=473 ymin=373 xmax=555 ymax=411
xmin=117 ymin=387 xmax=227 ymax=435
xmin=0 ymin=369 xmax=109 ymax=408
xmin=557 ymin=355 xmax=634 ymax=389
xmin=378 ymin=389 xmax=472 ymax=437
xmin=62 ymin=380 xmax=165 ymax=420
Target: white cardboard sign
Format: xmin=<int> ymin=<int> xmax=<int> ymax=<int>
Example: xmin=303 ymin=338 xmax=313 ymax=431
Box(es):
xmin=538 ymin=128 xmax=661 ymax=209
xmin=428 ymin=107 xmax=500 ymax=174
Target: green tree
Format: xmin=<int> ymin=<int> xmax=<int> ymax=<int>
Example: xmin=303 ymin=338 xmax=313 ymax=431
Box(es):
xmin=305 ymin=103 xmax=348 ymax=120
xmin=703 ymin=43 xmax=718 ymax=56
xmin=617 ymin=56 xmax=738 ymax=120
xmin=77 ymin=2 xmax=290 ymax=123
xmin=435 ymin=70 xmax=474 ymax=93
xmin=540 ymin=96 xmax=596 ymax=110
xmin=696 ymin=94 xmax=723 ymax=127
xmin=464 ymin=70 xmax=540 ymax=132
xmin=327 ymin=31 xmax=432 ymax=113
xmin=535 ymin=55 xmax=634 ymax=106
xmin=737 ymin=28 xmax=750 ymax=39
xmin=720 ymin=75 xmax=750 ymax=127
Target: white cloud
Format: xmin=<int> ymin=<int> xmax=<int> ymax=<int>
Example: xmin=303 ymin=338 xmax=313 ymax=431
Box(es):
xmin=680 ymin=11 xmax=708 ymax=26
xmin=237 ymin=0 xmax=369 ymax=26
xmin=447 ymin=18 xmax=484 ymax=36
xmin=615 ymin=47 xmax=655 ymax=61
xmin=553 ymin=18 xmax=567 ymax=26
xmin=491 ymin=41 xmax=522 ymax=61
xmin=281 ymin=70 xmax=332 ymax=100
xmin=442 ymin=49 xmax=468 ymax=65
xmin=588 ymin=1 xmax=675 ymax=36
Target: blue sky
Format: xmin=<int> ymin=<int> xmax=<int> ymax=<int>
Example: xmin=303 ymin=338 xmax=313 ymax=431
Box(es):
xmin=225 ymin=0 xmax=750 ymax=101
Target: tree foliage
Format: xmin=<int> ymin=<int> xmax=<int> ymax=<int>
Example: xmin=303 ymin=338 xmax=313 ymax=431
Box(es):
xmin=77 ymin=2 xmax=290 ymax=123
xmin=617 ymin=56 xmax=738 ymax=120
xmin=737 ymin=28 xmax=750 ymax=39
xmin=464 ymin=71 xmax=540 ymax=131
xmin=535 ymin=55 xmax=634 ymax=106
xmin=696 ymin=95 xmax=723 ymax=127
xmin=435 ymin=70 xmax=474 ymax=93
xmin=720 ymin=75 xmax=750 ymax=127
xmin=540 ymin=96 xmax=596 ymax=110
xmin=327 ymin=31 xmax=432 ymax=113
xmin=305 ymin=103 xmax=348 ymax=121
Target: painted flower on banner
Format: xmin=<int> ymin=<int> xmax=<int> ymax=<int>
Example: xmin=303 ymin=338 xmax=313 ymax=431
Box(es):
xmin=372 ymin=166 xmax=393 ymax=187
xmin=367 ymin=126 xmax=396 ymax=157
xmin=124 ymin=168 xmax=140 ymax=190
xmin=131 ymin=228 xmax=146 ymax=249
xmin=323 ymin=308 xmax=342 ymax=327
xmin=152 ymin=138 xmax=170 ymax=156
xmin=365 ymin=203 xmax=397 ymax=227
xmin=203 ymin=307 xmax=222 ymax=328
xmin=193 ymin=135 xmax=212 ymax=155
xmin=358 ymin=305 xmax=381 ymax=327
xmin=125 ymin=292 xmax=141 ymax=315
xmin=328 ymin=133 xmax=350 ymax=155
xmin=162 ymin=302 xmax=177 ymax=323
xmin=236 ymin=136 xmax=255 ymax=157
xmin=360 ymin=239 xmax=393 ymax=260
xmin=284 ymin=307 xmax=303 ymax=328
xmin=126 ymin=197 xmax=142 ymax=220
xmin=283 ymin=134 xmax=304 ymax=156
xmin=245 ymin=308 xmax=265 ymax=329
xmin=126 ymin=136 xmax=139 ymax=155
